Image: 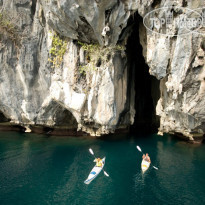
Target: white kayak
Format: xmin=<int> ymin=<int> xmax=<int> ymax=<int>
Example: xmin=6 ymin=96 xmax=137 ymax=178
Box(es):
xmin=84 ymin=157 xmax=105 ymax=184
xmin=141 ymin=159 xmax=150 ymax=173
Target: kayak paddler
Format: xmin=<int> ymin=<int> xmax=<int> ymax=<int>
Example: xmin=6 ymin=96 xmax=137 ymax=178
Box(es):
xmin=142 ymin=153 xmax=151 ymax=163
xmin=94 ymin=158 xmax=103 ymax=167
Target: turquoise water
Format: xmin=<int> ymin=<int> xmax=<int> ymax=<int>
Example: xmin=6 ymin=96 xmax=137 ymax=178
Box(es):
xmin=0 ymin=132 xmax=205 ymax=205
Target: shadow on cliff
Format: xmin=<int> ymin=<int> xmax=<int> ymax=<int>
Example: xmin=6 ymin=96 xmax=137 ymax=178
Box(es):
xmin=121 ymin=12 xmax=160 ymax=135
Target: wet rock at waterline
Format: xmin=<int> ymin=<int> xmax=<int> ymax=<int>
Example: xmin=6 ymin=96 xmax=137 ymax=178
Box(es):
xmin=0 ymin=0 xmax=204 ymax=141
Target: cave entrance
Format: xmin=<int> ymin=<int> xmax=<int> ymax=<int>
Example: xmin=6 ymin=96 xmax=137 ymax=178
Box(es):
xmin=0 ymin=111 xmax=10 ymax=123
xmin=124 ymin=13 xmax=160 ymax=133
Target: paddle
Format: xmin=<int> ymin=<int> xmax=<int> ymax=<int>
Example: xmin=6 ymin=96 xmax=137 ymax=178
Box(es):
xmin=89 ymin=148 xmax=109 ymax=177
xmin=136 ymin=145 xmax=158 ymax=170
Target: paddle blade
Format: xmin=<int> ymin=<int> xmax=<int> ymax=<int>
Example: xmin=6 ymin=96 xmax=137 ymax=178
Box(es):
xmin=153 ymin=166 xmax=158 ymax=170
xmin=136 ymin=145 xmax=142 ymax=152
xmin=89 ymin=148 xmax=94 ymax=155
xmin=104 ymin=171 xmax=109 ymax=177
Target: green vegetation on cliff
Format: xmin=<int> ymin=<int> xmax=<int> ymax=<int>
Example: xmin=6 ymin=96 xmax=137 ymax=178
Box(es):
xmin=0 ymin=12 xmax=20 ymax=45
xmin=78 ymin=41 xmax=125 ymax=75
xmin=48 ymin=33 xmax=68 ymax=68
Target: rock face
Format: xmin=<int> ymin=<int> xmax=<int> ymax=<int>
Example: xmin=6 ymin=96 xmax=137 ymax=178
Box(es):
xmin=0 ymin=0 xmax=136 ymax=136
xmin=140 ymin=1 xmax=205 ymax=141
xmin=0 ymin=0 xmax=204 ymax=140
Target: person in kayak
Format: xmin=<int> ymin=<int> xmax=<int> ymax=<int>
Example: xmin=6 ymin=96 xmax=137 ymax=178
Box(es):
xmin=142 ymin=153 xmax=151 ymax=163
xmin=94 ymin=158 xmax=103 ymax=167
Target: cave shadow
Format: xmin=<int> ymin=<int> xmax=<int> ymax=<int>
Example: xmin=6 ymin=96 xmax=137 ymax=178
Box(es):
xmin=120 ymin=12 xmax=160 ymax=135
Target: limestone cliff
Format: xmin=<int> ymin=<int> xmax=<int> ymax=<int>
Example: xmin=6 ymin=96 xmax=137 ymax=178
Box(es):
xmin=0 ymin=0 xmax=204 ymax=141
xmin=139 ymin=1 xmax=205 ymax=141
xmin=0 ymin=0 xmax=137 ymax=136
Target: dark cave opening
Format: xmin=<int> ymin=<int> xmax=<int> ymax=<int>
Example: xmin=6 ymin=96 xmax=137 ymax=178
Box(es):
xmin=0 ymin=111 xmax=10 ymax=123
xmin=124 ymin=13 xmax=160 ymax=133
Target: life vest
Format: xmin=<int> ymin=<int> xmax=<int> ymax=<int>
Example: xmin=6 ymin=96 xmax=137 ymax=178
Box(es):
xmin=96 ymin=160 xmax=102 ymax=167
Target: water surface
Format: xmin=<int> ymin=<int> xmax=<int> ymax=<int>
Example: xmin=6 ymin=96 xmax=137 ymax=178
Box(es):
xmin=0 ymin=131 xmax=205 ymax=205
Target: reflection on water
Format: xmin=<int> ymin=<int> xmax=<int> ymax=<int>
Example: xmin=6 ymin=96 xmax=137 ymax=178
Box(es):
xmin=134 ymin=172 xmax=145 ymax=190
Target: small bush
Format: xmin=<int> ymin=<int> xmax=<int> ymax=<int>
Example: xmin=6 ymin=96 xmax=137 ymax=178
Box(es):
xmin=79 ymin=62 xmax=97 ymax=75
xmin=48 ymin=33 xmax=68 ymax=68
xmin=78 ymin=41 xmax=125 ymax=74
xmin=0 ymin=12 xmax=20 ymax=45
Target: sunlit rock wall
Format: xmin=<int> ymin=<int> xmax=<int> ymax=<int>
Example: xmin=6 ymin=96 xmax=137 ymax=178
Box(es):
xmin=0 ymin=0 xmax=137 ymax=135
xmin=139 ymin=1 xmax=205 ymax=140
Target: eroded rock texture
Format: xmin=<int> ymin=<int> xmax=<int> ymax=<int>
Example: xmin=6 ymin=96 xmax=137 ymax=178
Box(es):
xmin=0 ymin=0 xmax=204 ymax=140
xmin=140 ymin=1 xmax=205 ymax=140
xmin=0 ymin=0 xmax=137 ymax=136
